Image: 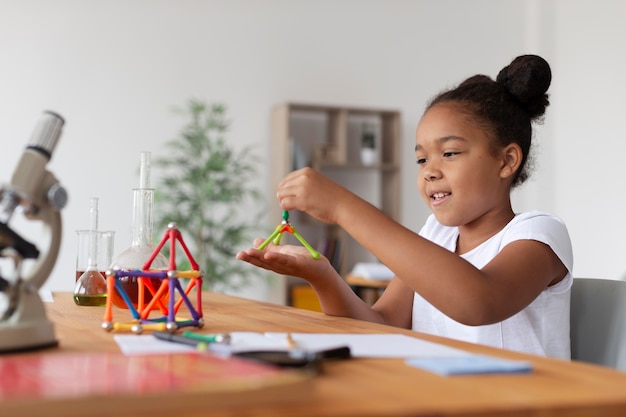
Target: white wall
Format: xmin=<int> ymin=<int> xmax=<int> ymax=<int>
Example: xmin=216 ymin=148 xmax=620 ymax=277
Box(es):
xmin=513 ymin=0 xmax=626 ymax=281
xmin=0 ymin=0 xmax=623 ymax=303
xmin=551 ymin=0 xmax=626 ymax=280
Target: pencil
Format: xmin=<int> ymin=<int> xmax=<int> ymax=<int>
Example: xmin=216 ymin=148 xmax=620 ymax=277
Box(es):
xmin=286 ymin=333 xmax=297 ymax=349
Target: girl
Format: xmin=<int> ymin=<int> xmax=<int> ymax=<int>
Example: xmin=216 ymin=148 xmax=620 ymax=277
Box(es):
xmin=236 ymin=55 xmax=573 ymax=359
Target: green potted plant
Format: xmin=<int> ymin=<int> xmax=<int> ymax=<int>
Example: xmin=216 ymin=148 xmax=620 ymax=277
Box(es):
xmin=153 ymin=99 xmax=263 ymax=291
xmin=360 ymin=123 xmax=377 ymax=165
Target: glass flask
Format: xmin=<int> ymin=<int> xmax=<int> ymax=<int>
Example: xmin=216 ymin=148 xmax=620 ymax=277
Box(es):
xmin=110 ymin=151 xmax=168 ymax=309
xmin=73 ymin=197 xmax=108 ymax=306
xmin=75 ymin=229 xmax=114 ymax=282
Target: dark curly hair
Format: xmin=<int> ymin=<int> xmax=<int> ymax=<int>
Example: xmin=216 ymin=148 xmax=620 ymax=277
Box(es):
xmin=425 ymin=55 xmax=552 ymax=187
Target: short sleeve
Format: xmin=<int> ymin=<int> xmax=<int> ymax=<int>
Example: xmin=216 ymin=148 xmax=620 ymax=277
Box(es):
xmin=502 ymin=211 xmax=574 ymax=275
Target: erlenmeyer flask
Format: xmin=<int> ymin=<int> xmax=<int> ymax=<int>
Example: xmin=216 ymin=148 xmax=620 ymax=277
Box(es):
xmin=110 ymin=151 xmax=167 ymax=309
xmin=73 ymin=197 xmax=107 ymax=306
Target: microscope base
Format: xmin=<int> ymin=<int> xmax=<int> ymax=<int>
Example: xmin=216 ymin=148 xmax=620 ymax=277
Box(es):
xmin=0 ymin=292 xmax=57 ymax=353
xmin=0 ymin=320 xmax=57 ymax=353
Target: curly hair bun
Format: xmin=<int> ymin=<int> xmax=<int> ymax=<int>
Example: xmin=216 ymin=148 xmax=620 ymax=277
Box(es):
xmin=496 ymin=55 xmax=551 ymax=119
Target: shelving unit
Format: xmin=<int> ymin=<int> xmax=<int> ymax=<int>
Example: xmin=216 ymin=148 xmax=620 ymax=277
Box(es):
xmin=269 ymin=102 xmax=401 ymax=307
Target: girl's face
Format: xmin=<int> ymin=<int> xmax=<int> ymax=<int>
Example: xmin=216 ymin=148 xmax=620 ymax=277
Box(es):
xmin=415 ymin=103 xmax=514 ymax=228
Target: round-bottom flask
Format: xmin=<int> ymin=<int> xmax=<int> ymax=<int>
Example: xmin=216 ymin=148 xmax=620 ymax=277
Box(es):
xmin=73 ymin=269 xmax=107 ymax=306
xmin=110 ymin=244 xmax=168 ymax=309
xmin=110 ymin=152 xmax=168 ymax=310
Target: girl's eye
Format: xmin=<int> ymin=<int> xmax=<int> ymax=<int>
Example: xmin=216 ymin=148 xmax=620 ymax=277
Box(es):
xmin=443 ymin=151 xmax=460 ymax=158
xmin=416 ymin=157 xmax=427 ymax=165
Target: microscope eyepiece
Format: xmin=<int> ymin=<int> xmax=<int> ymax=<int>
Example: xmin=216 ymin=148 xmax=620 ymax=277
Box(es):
xmin=26 ymin=111 xmax=65 ymax=160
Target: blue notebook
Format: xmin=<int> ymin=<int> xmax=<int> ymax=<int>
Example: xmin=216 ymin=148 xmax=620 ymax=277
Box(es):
xmin=406 ymin=355 xmax=532 ymax=376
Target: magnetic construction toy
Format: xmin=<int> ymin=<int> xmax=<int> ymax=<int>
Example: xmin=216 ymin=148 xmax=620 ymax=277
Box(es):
xmin=256 ymin=210 xmax=320 ymax=259
xmin=102 ymin=222 xmax=204 ymax=334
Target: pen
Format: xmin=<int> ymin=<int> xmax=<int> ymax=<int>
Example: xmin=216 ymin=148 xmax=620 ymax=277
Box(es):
xmin=153 ymin=331 xmax=210 ymax=351
xmin=182 ymin=331 xmax=231 ymax=344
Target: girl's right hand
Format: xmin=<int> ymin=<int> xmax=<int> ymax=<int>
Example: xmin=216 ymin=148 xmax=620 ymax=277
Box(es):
xmin=276 ymin=168 xmax=355 ymax=225
xmin=235 ymin=238 xmax=335 ymax=284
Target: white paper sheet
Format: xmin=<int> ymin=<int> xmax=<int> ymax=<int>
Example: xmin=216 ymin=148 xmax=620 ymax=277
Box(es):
xmin=114 ymin=334 xmax=197 ymax=355
xmin=114 ymin=332 xmax=470 ymax=359
xmin=268 ymin=333 xmax=469 ymax=358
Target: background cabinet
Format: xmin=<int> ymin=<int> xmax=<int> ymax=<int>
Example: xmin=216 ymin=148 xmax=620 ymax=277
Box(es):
xmin=269 ymin=103 xmax=401 ymax=307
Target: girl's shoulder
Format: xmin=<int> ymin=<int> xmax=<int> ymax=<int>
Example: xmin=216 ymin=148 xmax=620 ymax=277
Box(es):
xmin=419 ymin=211 xmax=572 ymax=268
xmin=504 ymin=210 xmax=573 ymax=273
xmin=506 ymin=210 xmax=569 ymax=235
xmin=421 ymin=210 xmax=567 ymax=232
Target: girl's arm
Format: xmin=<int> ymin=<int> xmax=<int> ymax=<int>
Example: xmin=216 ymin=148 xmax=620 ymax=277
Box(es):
xmin=277 ymin=168 xmax=567 ymax=326
xmin=235 ymin=239 xmax=412 ymax=326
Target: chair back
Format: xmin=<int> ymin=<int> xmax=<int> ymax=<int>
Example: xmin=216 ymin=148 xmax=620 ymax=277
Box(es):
xmin=570 ymin=278 xmax=626 ymax=370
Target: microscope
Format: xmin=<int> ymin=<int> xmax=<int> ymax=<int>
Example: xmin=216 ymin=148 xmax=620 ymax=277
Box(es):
xmin=0 ymin=111 xmax=67 ymax=352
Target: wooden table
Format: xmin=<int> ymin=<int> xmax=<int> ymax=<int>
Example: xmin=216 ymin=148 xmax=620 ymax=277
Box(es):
xmin=5 ymin=292 xmax=626 ymax=416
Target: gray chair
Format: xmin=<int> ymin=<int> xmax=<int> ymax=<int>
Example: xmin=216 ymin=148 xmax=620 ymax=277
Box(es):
xmin=570 ymin=278 xmax=626 ymax=370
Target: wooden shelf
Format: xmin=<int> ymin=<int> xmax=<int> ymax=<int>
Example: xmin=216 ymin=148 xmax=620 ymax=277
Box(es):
xmin=270 ymin=102 xmax=401 ymax=306
xmin=345 ymin=274 xmax=390 ymax=305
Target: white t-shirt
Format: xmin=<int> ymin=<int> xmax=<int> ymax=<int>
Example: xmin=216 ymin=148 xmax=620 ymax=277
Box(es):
xmin=412 ymin=211 xmax=573 ymax=359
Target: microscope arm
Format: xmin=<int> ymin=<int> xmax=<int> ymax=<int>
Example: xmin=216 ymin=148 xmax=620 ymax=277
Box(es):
xmin=22 ymin=203 xmax=62 ymax=291
xmin=20 ymin=167 xmax=66 ymax=290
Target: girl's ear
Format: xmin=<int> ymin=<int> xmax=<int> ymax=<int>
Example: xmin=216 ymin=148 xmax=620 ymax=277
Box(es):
xmin=500 ymin=143 xmax=523 ymax=180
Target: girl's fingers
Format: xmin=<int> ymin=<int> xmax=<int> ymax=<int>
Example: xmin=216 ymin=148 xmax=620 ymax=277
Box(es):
xmin=252 ymin=237 xmax=267 ymax=247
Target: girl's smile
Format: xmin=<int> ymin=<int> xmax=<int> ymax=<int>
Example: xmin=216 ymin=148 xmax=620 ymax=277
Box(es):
xmin=429 ymin=191 xmax=451 ymax=206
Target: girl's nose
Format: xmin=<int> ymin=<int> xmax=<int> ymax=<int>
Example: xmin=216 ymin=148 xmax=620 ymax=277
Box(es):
xmin=424 ymin=166 xmax=442 ymax=182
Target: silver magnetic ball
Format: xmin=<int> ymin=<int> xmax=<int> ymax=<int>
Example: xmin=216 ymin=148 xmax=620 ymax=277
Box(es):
xmin=101 ymin=322 xmax=113 ymax=332
xmin=131 ymin=324 xmax=143 ymax=334
xmin=166 ymin=322 xmax=178 ymax=332
xmin=197 ymin=318 xmax=205 ymax=328
xmin=167 ymin=270 xmax=178 ymax=279
xmin=168 ymin=222 xmax=178 ymax=229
